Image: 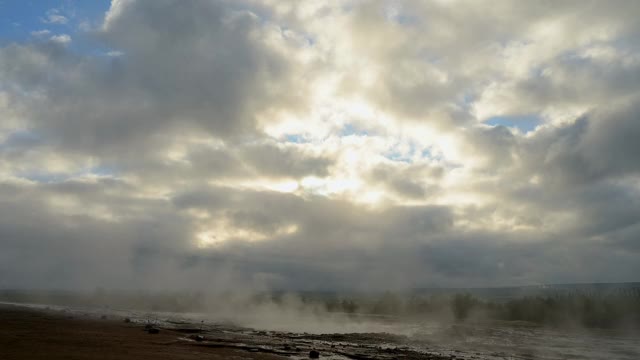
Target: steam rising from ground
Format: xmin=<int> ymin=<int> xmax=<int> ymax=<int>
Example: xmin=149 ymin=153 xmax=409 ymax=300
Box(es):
xmin=198 ymin=292 xmax=417 ymax=335
xmin=3 ymin=287 xmax=639 ymax=360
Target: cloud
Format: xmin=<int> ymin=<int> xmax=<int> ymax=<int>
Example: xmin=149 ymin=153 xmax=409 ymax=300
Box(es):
xmin=30 ymin=29 xmax=51 ymax=37
xmin=0 ymin=0 xmax=639 ymax=290
xmin=49 ymin=34 xmax=71 ymax=45
xmin=42 ymin=9 xmax=68 ymax=25
xmin=1 ymin=1 xmax=306 ymax=157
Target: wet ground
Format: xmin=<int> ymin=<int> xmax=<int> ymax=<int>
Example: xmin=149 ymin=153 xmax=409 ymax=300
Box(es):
xmin=3 ymin=302 xmax=639 ymax=360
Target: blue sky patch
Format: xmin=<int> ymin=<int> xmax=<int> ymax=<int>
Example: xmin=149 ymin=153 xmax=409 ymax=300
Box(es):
xmin=340 ymin=123 xmax=370 ymax=137
xmin=0 ymin=0 xmax=109 ymax=45
xmin=485 ymin=114 xmax=542 ymax=133
xmin=383 ymin=151 xmax=412 ymax=163
xmin=383 ymin=142 xmax=417 ymax=163
xmin=284 ymin=134 xmax=309 ymax=144
xmin=20 ymin=165 xmax=117 ymax=184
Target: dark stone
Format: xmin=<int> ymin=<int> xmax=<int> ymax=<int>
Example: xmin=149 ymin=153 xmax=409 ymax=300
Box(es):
xmin=309 ymin=350 xmax=320 ymax=358
xmin=123 ymin=318 xmax=131 ymax=323
xmin=100 ymin=315 xmax=107 ymax=320
xmin=147 ymin=328 xmax=160 ymax=334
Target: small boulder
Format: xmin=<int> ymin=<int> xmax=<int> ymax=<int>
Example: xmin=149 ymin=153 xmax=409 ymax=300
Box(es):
xmin=123 ymin=318 xmax=131 ymax=323
xmin=147 ymin=328 xmax=160 ymax=334
xmin=100 ymin=315 xmax=107 ymax=320
xmin=309 ymin=350 xmax=320 ymax=358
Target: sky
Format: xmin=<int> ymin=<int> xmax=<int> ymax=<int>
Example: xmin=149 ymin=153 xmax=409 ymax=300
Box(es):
xmin=1 ymin=0 xmax=639 ymax=291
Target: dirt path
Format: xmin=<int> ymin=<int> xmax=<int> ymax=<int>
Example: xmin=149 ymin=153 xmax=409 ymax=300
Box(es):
xmin=0 ymin=304 xmax=286 ymax=360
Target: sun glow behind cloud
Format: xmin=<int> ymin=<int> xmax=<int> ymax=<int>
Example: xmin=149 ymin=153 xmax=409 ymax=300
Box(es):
xmin=196 ymin=222 xmax=299 ymax=248
xmin=1 ymin=0 xmax=640 ymax=289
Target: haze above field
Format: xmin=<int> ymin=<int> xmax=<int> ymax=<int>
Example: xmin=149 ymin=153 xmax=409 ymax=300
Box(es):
xmin=1 ymin=0 xmax=639 ymax=291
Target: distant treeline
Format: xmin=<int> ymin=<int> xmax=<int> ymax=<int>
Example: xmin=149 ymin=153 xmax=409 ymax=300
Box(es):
xmin=313 ymin=290 xmax=640 ymax=329
xmin=488 ymin=292 xmax=640 ymax=328
xmin=2 ymin=286 xmax=640 ymax=329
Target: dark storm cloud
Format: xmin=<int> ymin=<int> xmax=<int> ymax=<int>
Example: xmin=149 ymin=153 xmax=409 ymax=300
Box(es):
xmin=524 ymin=98 xmax=640 ymax=185
xmin=240 ymin=142 xmax=332 ymax=178
xmin=368 ymin=163 xmax=443 ymax=199
xmin=455 ymin=98 xmax=640 ymax=264
xmin=109 ymin=140 xmax=332 ymax=186
xmin=0 ymin=180 xmax=193 ymax=290
xmin=0 ymin=0 xmax=302 ymax=156
xmin=1 ymin=172 xmax=638 ymax=290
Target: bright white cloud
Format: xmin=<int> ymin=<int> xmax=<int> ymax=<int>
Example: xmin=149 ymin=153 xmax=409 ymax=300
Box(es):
xmin=49 ymin=34 xmax=71 ymax=45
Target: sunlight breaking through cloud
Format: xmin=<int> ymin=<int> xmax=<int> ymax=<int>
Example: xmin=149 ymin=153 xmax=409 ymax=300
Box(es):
xmin=0 ymin=0 xmax=639 ymax=290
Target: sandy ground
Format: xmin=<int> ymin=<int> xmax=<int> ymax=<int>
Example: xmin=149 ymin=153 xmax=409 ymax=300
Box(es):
xmin=0 ymin=304 xmax=286 ymax=360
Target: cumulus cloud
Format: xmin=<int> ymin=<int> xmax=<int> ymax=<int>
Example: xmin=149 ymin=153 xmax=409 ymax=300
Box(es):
xmin=1 ymin=0 xmax=639 ymax=291
xmin=49 ymin=34 xmax=71 ymax=45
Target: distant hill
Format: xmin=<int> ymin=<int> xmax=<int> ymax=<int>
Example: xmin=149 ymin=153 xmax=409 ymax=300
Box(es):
xmin=410 ymin=282 xmax=640 ymax=301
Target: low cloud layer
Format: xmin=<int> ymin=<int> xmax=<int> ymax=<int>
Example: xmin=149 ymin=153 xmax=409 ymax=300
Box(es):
xmin=1 ymin=0 xmax=639 ymax=291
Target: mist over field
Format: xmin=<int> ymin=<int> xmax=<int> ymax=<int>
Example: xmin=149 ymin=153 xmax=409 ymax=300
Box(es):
xmin=3 ymin=284 xmax=640 ymax=359
xmin=1 ymin=1 xmax=640 ymax=358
